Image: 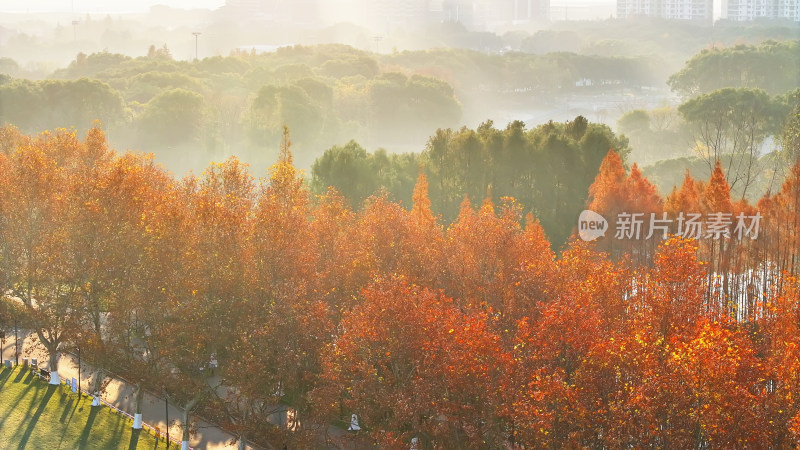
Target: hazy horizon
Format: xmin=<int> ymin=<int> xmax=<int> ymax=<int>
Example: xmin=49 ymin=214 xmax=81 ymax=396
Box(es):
xmin=1 ymin=0 xmax=614 ymax=14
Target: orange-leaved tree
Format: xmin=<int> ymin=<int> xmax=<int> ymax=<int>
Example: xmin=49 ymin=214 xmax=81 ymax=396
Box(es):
xmin=315 ymin=277 xmax=508 ymax=448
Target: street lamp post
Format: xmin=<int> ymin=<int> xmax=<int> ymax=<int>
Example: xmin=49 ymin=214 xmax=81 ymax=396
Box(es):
xmin=0 ymin=315 xmax=4 ymax=363
xmin=192 ymin=32 xmax=201 ymax=61
xmin=77 ymin=346 xmax=81 ymax=395
xmin=14 ymin=318 xmax=18 ymax=365
xmin=164 ymin=387 xmax=170 ymax=448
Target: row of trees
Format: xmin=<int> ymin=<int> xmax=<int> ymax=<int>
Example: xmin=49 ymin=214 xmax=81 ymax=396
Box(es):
xmin=4 ymin=39 xmax=797 ymax=176
xmin=617 ymin=86 xmax=798 ymax=194
xmin=0 ymin=43 xmax=671 ymax=175
xmin=313 ymin=116 xmax=629 ymax=247
xmin=0 ymin=45 xmax=464 ymax=172
xmin=616 ymin=40 xmax=799 ymax=190
xmin=2 ymin=124 xmax=800 ymax=447
xmin=312 ymin=86 xmax=798 ymax=249
xmin=668 ymin=40 xmax=800 ymax=97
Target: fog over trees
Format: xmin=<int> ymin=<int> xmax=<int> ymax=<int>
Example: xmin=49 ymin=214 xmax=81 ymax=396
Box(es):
xmin=1 ymin=3 xmax=799 ymax=448
xmin=1 ymin=6 xmax=798 ymax=178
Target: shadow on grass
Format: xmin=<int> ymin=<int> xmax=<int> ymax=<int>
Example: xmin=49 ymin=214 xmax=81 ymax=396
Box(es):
xmin=76 ymin=405 xmax=100 ymax=448
xmin=128 ymin=429 xmax=141 ymax=450
xmin=0 ymin=372 xmax=38 ymax=431
xmin=13 ymin=367 xmax=30 ymax=383
xmin=0 ymin=366 xmax=13 ymax=391
xmin=107 ymin=411 xmax=127 ymax=447
xmin=59 ymin=395 xmax=76 ymax=424
xmin=16 ymin=384 xmax=57 ymax=449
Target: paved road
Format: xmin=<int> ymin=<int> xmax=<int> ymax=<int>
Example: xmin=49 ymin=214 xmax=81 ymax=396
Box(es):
xmin=1 ymin=331 xmax=258 ymax=450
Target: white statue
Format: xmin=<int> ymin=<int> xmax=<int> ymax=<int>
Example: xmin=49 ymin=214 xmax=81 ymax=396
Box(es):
xmin=348 ymin=413 xmax=361 ymax=431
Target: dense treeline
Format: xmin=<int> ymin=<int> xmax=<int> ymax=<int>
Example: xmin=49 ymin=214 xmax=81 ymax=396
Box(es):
xmin=669 ymin=40 xmax=800 ymax=97
xmin=2 ymin=38 xmax=798 ymax=177
xmin=0 ymin=43 xmax=683 ymax=173
xmin=313 ymin=95 xmax=800 ymax=246
xmin=621 ymin=41 xmax=799 ymax=175
xmin=521 ymin=20 xmax=799 ymax=70
xmin=312 ymin=116 xmax=629 ymax=247
xmin=3 ymin=10 xmax=796 ymax=83
xmin=379 ymin=48 xmax=661 ymax=99
xmin=621 ymin=86 xmax=798 ymax=194
xmin=0 ymin=45 xmax=463 ymax=171
xmin=2 ymin=125 xmax=800 ymax=448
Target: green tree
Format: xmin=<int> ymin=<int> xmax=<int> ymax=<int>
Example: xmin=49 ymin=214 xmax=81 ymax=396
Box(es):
xmin=0 ymin=78 xmax=125 ymax=132
xmin=246 ymin=84 xmax=324 ymax=160
xmin=136 ymin=88 xmax=205 ymax=147
xmin=52 ymin=51 xmax=132 ymax=79
xmin=784 ymin=104 xmax=800 ymax=162
xmin=311 ymin=141 xmax=421 ymax=208
xmin=311 ymin=141 xmax=379 ymax=207
xmin=669 ymin=41 xmax=800 ymax=97
xmin=679 ymin=87 xmax=781 ymax=198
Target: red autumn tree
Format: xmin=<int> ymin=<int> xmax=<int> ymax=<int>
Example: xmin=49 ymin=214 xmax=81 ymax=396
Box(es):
xmin=587 ymin=149 xmax=627 ymax=215
xmin=316 ymin=278 xmax=508 ymax=448
xmin=665 ymin=170 xmax=703 ymax=219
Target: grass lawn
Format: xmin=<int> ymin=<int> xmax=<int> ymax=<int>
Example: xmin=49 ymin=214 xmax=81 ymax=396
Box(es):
xmin=0 ymin=365 xmax=163 ymax=449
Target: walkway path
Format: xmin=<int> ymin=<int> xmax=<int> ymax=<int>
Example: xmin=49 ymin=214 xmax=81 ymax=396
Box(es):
xmin=1 ymin=331 xmax=261 ymax=450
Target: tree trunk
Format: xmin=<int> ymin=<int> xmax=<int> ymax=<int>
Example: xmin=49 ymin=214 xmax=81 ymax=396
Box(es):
xmin=181 ymin=392 xmax=202 ymax=449
xmin=90 ymin=368 xmax=105 ymax=406
xmin=237 ymin=405 xmax=249 ymax=450
xmin=133 ymin=383 xmax=144 ymax=429
xmin=47 ymin=348 xmax=60 ymax=385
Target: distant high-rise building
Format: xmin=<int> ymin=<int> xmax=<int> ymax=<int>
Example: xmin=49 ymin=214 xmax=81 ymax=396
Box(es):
xmin=617 ymin=0 xmax=662 ymax=18
xmin=724 ymin=0 xmax=800 ymax=21
xmin=662 ymin=0 xmax=713 ymax=20
xmin=777 ymin=0 xmax=800 ymax=21
xmin=617 ymin=0 xmax=712 ymax=20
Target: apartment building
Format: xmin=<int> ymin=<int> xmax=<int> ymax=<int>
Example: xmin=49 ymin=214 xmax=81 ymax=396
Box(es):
xmin=616 ymin=0 xmax=800 ymax=21
xmin=662 ymin=0 xmax=714 ymax=20
xmin=724 ymin=0 xmax=800 ymax=21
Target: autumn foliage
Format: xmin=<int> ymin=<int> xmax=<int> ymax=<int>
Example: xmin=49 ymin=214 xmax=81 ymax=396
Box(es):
xmin=1 ymin=126 xmax=800 ymax=448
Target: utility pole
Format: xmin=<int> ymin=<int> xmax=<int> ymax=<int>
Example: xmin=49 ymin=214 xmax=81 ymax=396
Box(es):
xmin=164 ymin=387 xmax=170 ymax=448
xmin=192 ymin=32 xmax=201 ymax=61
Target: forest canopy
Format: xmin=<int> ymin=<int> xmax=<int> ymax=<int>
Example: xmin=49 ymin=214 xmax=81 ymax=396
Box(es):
xmin=1 ymin=125 xmax=800 ymax=448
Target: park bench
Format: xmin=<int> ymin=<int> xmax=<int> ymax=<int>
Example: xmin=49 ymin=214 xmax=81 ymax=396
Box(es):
xmin=35 ymin=368 xmax=50 ymax=382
